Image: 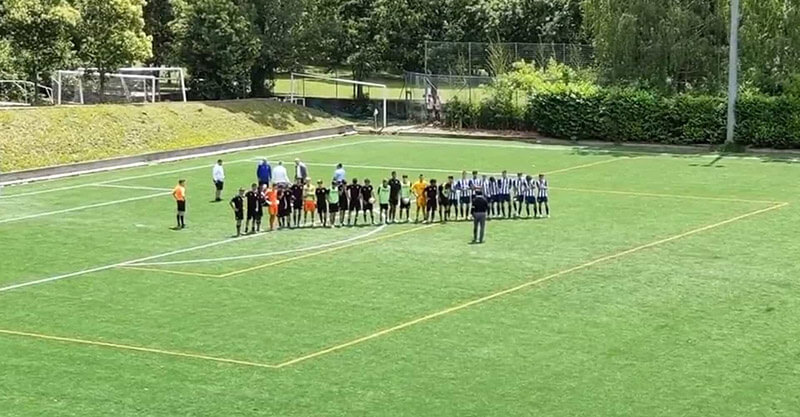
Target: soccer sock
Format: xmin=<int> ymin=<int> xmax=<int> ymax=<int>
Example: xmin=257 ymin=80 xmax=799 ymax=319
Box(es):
xmin=546 ymin=204 xmax=550 ymax=215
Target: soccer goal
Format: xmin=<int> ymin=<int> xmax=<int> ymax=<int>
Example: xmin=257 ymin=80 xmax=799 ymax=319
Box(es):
xmin=289 ymin=72 xmax=388 ymax=129
xmin=0 ymin=79 xmax=53 ymax=106
xmin=118 ymin=67 xmax=187 ymax=102
xmin=55 ymin=70 xmax=157 ymax=105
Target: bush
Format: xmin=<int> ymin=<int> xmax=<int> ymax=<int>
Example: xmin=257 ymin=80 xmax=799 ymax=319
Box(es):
xmin=445 ymin=59 xmax=800 ymax=148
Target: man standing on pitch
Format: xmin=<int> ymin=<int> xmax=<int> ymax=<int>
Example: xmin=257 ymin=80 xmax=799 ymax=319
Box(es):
xmin=257 ymin=159 xmax=271 ymax=187
xmin=295 ymin=158 xmax=309 ymax=183
xmin=230 ymin=188 xmax=245 ymax=237
xmin=172 ymin=179 xmax=187 ymax=229
xmin=471 ymin=189 xmax=489 ymax=244
xmin=212 ymin=159 xmax=224 ymax=202
xmin=388 ymin=171 xmax=401 ymax=223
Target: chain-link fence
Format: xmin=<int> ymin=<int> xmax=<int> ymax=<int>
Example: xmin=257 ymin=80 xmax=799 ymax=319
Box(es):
xmin=424 ymin=41 xmax=595 ymax=76
xmin=404 ymin=71 xmax=493 ymax=121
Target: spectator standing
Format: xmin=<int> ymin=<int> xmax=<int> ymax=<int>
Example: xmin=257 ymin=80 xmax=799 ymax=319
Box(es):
xmin=295 ymin=158 xmax=308 ymax=183
xmin=257 ymin=160 xmax=272 ymax=187
xmin=211 ymin=159 xmax=225 ymax=202
xmin=333 ymin=163 xmax=346 ymax=184
xmin=273 ymin=161 xmax=290 ymax=186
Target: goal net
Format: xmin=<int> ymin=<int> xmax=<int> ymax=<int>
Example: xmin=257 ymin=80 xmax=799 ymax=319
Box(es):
xmin=55 ymin=70 xmax=157 ymax=105
xmin=287 ymin=72 xmax=388 ymax=129
xmin=118 ymin=67 xmax=187 ymax=102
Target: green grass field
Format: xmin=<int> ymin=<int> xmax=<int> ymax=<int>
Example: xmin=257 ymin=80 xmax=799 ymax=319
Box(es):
xmin=2 ymin=134 xmax=800 ymax=416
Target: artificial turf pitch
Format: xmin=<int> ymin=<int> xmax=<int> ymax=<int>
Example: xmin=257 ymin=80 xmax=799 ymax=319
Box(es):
xmin=1 ymin=134 xmax=799 ymax=416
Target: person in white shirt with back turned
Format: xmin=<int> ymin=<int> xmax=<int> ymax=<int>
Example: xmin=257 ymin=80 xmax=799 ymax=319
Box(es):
xmin=272 ymin=161 xmax=290 ymax=187
xmin=212 ymin=159 xmax=225 ymax=202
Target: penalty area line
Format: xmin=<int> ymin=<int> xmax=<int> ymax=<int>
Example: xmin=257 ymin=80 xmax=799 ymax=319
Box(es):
xmin=0 ymin=329 xmax=277 ymax=369
xmin=218 ymin=224 xmax=437 ymax=278
xmin=117 ymin=266 xmax=223 ymax=278
xmin=272 ymin=202 xmax=788 ymax=368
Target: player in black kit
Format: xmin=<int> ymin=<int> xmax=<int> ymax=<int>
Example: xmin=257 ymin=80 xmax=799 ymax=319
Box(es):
xmin=244 ymin=183 xmax=262 ymax=233
xmin=424 ymin=179 xmax=439 ymax=223
xmin=387 ymin=171 xmax=401 ymax=223
xmin=361 ymin=178 xmax=375 ymax=225
xmin=315 ymin=180 xmax=329 ymax=227
xmin=289 ymin=178 xmax=304 ymax=228
xmin=347 ymin=178 xmax=362 ymax=226
xmin=229 ymin=188 xmax=245 ymax=237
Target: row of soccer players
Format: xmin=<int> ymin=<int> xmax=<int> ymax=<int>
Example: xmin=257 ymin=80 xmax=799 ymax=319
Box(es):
xmin=229 ymin=171 xmax=550 ymax=235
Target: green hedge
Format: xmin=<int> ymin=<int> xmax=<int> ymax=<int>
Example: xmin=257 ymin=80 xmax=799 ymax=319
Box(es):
xmin=446 ymin=89 xmax=800 ymax=148
xmin=0 ymin=99 xmax=346 ymax=172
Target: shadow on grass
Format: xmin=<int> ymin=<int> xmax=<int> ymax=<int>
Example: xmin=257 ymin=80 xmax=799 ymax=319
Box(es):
xmin=203 ymin=99 xmax=331 ymax=131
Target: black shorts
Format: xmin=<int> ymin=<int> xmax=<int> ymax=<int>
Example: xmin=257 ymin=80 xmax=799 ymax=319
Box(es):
xmin=349 ymin=200 xmax=361 ymax=211
xmin=214 ymin=180 xmax=224 ymax=191
xmin=176 ymin=200 xmax=186 ymax=212
xmin=363 ymin=202 xmax=374 ymax=211
xmin=427 ymin=201 xmax=438 ymax=211
xmin=449 ymin=199 xmax=458 ymax=207
xmin=538 ymin=196 xmax=548 ymax=203
xmin=389 ymin=197 xmax=399 ymax=206
xmin=439 ymin=198 xmax=449 ymax=206
xmin=380 ymin=203 xmax=389 ymax=211
xmin=460 ymin=196 xmax=471 ymax=204
xmin=500 ymin=194 xmax=511 ymax=202
xmin=317 ymin=202 xmax=328 ymax=213
xmin=515 ymin=195 xmax=524 ymax=202
xmin=293 ymin=200 xmax=303 ymax=210
xmin=525 ymin=196 xmax=537 ymax=204
xmin=234 ymin=210 xmax=244 ymax=221
xmin=329 ymin=203 xmax=339 ymax=213
xmin=247 ymin=210 xmax=256 ymax=220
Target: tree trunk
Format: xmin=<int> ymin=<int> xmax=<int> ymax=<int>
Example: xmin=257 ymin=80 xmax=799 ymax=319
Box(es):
xmin=250 ymin=66 xmax=268 ymax=98
xmin=99 ymin=71 xmax=106 ymax=103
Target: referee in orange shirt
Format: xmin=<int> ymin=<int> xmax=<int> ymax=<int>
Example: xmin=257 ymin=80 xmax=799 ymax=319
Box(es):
xmin=172 ymin=179 xmax=187 ymax=229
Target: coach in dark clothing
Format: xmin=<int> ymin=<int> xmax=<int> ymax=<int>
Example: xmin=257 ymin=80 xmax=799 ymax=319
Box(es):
xmin=471 ymin=189 xmax=489 ymax=243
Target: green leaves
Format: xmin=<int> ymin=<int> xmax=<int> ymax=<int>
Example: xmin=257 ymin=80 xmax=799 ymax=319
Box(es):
xmin=177 ymin=0 xmax=260 ymax=99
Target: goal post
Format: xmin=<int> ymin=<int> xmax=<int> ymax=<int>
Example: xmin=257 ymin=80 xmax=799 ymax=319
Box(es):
xmin=289 ymin=72 xmax=388 ymax=129
xmin=118 ymin=67 xmax=187 ymax=102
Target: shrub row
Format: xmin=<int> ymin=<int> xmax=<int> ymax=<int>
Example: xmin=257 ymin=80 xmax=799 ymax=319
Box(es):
xmin=446 ymin=90 xmax=800 ymax=148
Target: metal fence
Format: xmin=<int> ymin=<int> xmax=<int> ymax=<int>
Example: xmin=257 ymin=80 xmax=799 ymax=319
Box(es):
xmin=424 ymin=41 xmax=595 ymax=76
xmin=404 ymin=71 xmax=493 ymax=121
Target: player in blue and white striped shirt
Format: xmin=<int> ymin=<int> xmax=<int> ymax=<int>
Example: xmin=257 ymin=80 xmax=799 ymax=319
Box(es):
xmin=513 ymin=172 xmax=526 ymax=217
xmin=487 ymin=176 xmax=498 ymax=217
xmin=497 ymin=170 xmax=512 ymax=218
xmin=537 ymin=173 xmax=549 ymax=218
xmin=456 ymin=171 xmax=471 ymax=220
xmin=523 ymin=175 xmax=538 ymax=218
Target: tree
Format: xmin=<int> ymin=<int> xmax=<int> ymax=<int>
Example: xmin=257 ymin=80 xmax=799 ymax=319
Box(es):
xmin=76 ymin=0 xmax=152 ymax=99
xmin=583 ymin=0 xmax=727 ymax=92
xmin=740 ymin=0 xmax=800 ymax=94
xmin=242 ymin=0 xmax=305 ymax=97
xmin=143 ymin=0 xmax=176 ymax=67
xmin=475 ymin=0 xmax=585 ymax=44
xmin=177 ymin=0 xmax=260 ymax=99
xmin=0 ymin=0 xmax=79 ymax=88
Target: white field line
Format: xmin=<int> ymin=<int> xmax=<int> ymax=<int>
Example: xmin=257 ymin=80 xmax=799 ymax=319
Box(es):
xmin=0 ymin=137 xmax=622 ymax=199
xmin=0 ymin=137 xmax=375 ymax=198
xmin=92 ymin=184 xmax=172 ymax=192
xmin=0 ymin=225 xmax=274 ymax=293
xmin=0 ymin=192 xmax=170 ymax=225
xmin=0 ymin=130 xmax=359 ymax=188
xmin=131 ymin=225 xmax=386 ymax=266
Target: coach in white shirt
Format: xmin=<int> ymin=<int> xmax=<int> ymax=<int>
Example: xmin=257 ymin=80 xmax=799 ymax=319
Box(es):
xmin=272 ymin=161 xmax=290 ymax=186
xmin=212 ymin=159 xmax=225 ymax=202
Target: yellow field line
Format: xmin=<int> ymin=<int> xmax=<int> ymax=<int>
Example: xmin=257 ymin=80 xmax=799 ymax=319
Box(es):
xmin=218 ymin=224 xmax=438 ymax=278
xmin=272 ymin=202 xmax=788 ymax=368
xmin=117 ymin=266 xmax=223 ymax=278
xmin=546 ymin=158 xmax=624 ymax=174
xmin=554 ymin=187 xmax=784 ymax=205
xmin=0 ymin=329 xmax=277 ymax=369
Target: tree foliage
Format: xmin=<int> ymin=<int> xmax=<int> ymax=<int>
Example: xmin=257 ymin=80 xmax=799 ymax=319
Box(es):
xmin=143 ymin=0 xmax=176 ymax=66
xmin=0 ymin=0 xmax=79 ymax=84
xmin=177 ymin=0 xmax=260 ymax=99
xmin=76 ymin=0 xmax=151 ymax=96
